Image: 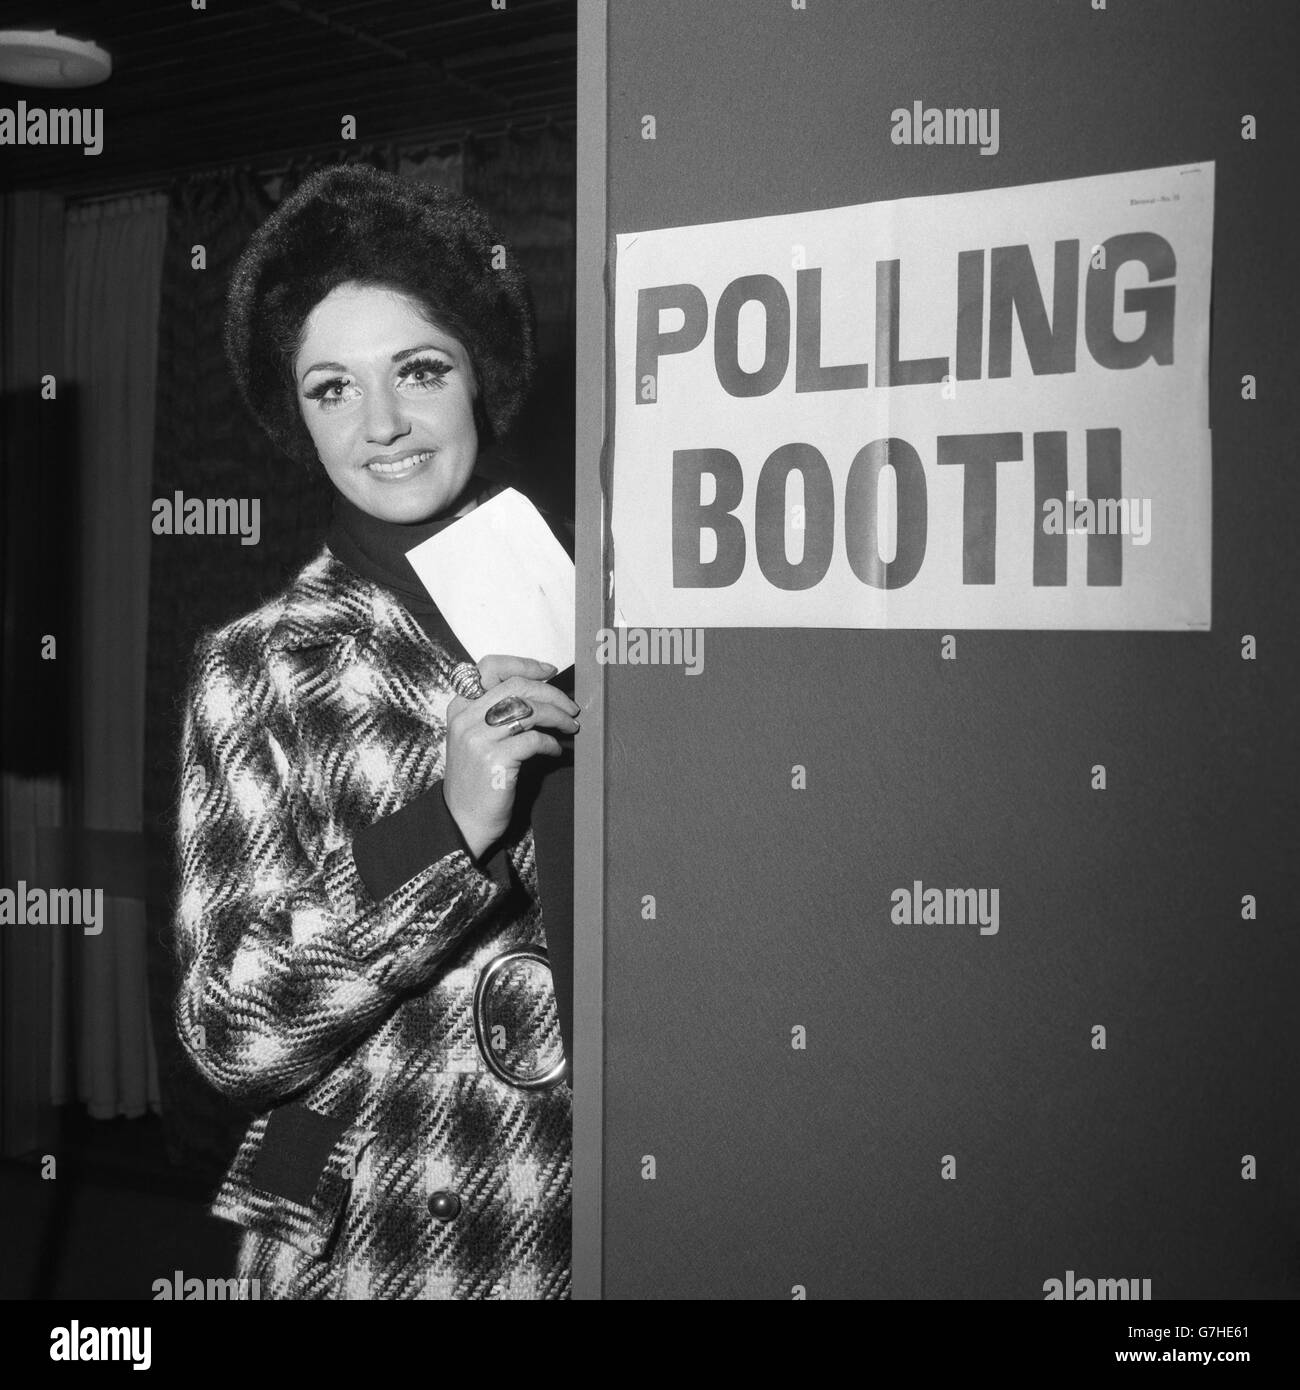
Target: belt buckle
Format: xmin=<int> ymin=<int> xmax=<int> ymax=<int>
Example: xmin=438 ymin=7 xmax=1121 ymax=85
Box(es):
xmin=473 ymin=946 xmax=567 ymax=1090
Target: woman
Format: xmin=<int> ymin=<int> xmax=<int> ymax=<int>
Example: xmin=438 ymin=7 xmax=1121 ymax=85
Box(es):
xmin=172 ymin=164 xmax=578 ymax=1299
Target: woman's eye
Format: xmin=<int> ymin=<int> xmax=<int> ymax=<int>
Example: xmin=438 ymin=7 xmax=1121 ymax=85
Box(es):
xmin=398 ymin=358 xmax=452 ymax=390
xmin=304 ymin=378 xmax=359 ymax=410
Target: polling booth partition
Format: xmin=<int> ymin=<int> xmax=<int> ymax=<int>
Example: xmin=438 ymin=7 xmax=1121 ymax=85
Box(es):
xmin=572 ymin=0 xmax=1296 ymax=1298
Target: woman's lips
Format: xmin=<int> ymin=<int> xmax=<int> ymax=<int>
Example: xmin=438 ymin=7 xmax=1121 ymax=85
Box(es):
xmin=364 ymin=449 xmax=434 ymax=478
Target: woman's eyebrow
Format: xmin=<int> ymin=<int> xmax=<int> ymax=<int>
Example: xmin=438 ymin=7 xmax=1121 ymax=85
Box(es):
xmin=299 ymin=360 xmax=348 ymax=381
xmin=392 ymin=343 xmax=453 ymax=362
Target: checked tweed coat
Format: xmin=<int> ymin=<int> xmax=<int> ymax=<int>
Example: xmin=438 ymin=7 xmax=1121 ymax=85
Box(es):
xmin=172 ymin=544 xmax=571 ymax=1299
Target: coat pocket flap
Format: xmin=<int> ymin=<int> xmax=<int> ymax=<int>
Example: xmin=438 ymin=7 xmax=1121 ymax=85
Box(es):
xmin=212 ymin=1103 xmax=375 ymax=1261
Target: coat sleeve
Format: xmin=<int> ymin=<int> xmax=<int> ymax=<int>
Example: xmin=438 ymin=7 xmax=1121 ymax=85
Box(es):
xmin=172 ymin=625 xmax=508 ymax=1110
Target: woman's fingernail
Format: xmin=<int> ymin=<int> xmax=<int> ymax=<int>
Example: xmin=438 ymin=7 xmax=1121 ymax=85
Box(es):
xmin=541 ymin=662 xmax=558 ymax=674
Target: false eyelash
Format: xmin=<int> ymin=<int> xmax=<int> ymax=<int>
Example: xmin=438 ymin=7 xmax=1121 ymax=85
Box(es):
xmin=302 ymin=376 xmax=350 ymax=401
xmin=396 ymin=356 xmax=452 ymax=383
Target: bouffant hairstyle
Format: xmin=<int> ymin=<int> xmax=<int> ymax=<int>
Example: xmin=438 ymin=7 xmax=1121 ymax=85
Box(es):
xmin=224 ymin=164 xmax=536 ymax=469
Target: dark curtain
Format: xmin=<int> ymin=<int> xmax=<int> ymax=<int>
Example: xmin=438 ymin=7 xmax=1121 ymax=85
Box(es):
xmin=63 ymin=195 xmax=169 ymax=1122
xmin=0 ymin=191 xmax=69 ymax=1158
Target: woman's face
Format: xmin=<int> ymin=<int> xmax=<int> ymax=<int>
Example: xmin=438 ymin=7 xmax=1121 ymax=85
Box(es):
xmin=295 ymin=282 xmax=480 ymax=523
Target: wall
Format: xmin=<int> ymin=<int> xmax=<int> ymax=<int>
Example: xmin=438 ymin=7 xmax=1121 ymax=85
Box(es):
xmin=590 ymin=0 xmax=1298 ymax=1299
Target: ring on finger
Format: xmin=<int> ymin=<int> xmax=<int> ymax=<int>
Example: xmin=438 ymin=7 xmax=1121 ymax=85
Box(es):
xmin=485 ymin=695 xmax=534 ymax=732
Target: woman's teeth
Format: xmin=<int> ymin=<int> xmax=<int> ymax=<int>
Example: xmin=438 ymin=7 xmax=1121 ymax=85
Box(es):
xmin=367 ymin=451 xmax=433 ymax=476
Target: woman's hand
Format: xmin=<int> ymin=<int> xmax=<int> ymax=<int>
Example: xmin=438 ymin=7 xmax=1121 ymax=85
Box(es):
xmin=443 ymin=655 xmax=580 ymax=861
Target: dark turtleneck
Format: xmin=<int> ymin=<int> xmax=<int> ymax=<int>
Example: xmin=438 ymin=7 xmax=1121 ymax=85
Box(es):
xmin=326 ymin=476 xmax=575 ymax=1066
xmin=325 ymin=476 xmax=499 ymax=656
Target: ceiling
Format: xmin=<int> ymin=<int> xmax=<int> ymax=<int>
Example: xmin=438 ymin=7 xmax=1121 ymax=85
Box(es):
xmin=0 ymin=0 xmax=577 ymax=194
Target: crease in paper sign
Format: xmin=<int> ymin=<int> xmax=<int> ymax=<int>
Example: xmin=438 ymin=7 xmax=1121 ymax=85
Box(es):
xmin=405 ymin=487 xmax=575 ymax=673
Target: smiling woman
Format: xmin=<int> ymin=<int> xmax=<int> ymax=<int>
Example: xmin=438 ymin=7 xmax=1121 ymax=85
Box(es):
xmin=295 ymin=285 xmax=482 ymax=523
xmin=170 ymin=166 xmax=578 ymax=1300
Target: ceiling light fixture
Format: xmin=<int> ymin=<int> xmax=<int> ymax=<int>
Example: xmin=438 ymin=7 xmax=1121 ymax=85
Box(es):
xmin=0 ymin=29 xmax=112 ymax=89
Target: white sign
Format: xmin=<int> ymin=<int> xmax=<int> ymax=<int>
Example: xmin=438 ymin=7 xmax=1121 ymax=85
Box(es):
xmin=612 ymin=163 xmax=1214 ymax=629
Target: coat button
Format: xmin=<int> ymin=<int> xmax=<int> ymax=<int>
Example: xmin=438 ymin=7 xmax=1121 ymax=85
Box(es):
xmin=428 ymin=1190 xmax=461 ymax=1221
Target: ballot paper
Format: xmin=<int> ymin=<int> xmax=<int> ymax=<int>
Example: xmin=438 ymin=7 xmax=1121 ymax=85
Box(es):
xmin=405 ymin=487 xmax=575 ymax=673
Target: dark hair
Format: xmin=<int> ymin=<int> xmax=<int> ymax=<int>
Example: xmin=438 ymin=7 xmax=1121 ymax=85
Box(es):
xmin=224 ymin=164 xmax=536 ymax=469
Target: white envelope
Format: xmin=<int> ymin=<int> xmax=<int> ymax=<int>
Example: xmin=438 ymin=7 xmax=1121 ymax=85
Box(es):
xmin=405 ymin=487 xmax=575 ymax=673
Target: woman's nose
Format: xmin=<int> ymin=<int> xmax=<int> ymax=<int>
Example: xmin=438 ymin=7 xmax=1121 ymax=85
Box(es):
xmin=362 ymin=386 xmax=410 ymax=445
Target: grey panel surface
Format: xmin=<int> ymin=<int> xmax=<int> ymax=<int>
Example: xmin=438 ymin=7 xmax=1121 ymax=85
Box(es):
xmin=573 ymin=0 xmax=607 ymax=1301
xmin=600 ymin=0 xmax=1298 ymax=1299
